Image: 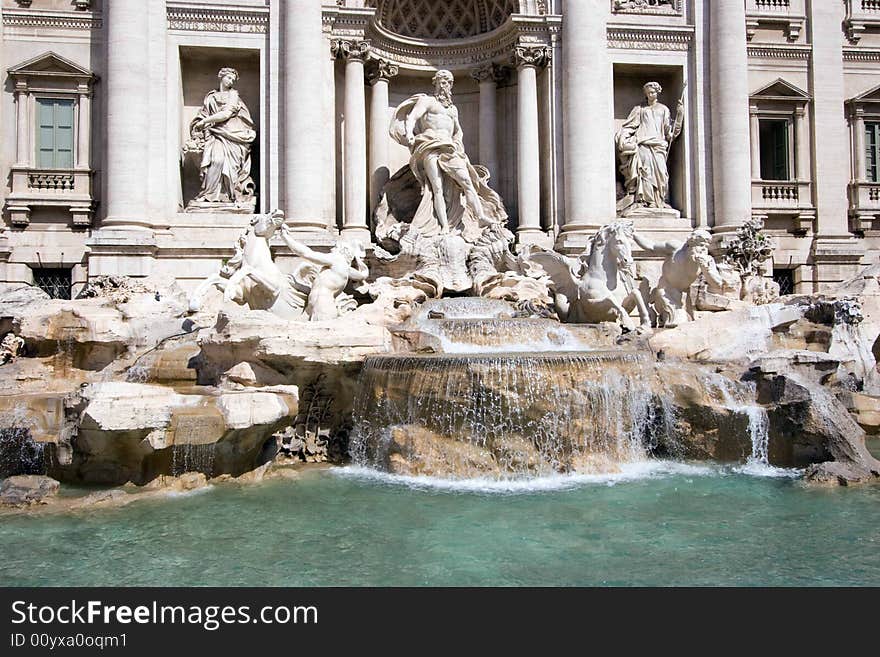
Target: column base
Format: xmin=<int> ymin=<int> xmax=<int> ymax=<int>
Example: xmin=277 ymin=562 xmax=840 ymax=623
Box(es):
xmin=516 ymin=229 xmax=554 ymax=250
xmin=811 ymin=235 xmax=866 ymax=291
xmin=556 ymin=222 xmax=605 ymax=252
xmin=340 ymin=226 xmax=372 ymax=244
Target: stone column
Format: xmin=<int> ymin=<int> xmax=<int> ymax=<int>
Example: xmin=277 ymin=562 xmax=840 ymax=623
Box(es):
xmin=852 ymin=108 xmax=866 ymax=182
xmin=561 ymin=0 xmax=617 ymax=238
xmin=104 ymin=0 xmax=150 ymax=227
xmin=749 ymin=105 xmax=761 ymax=180
xmin=710 ymin=0 xmax=753 ymax=229
xmin=367 ymin=58 xmax=398 ymax=215
xmin=809 ymin=0 xmax=860 ymax=288
xmin=514 ymin=46 xmax=550 ymax=241
xmin=77 ymin=83 xmax=91 ymax=168
xmin=795 ymin=107 xmax=810 ymax=182
xmin=333 ymin=40 xmax=371 ymax=242
xmin=13 ymin=81 xmax=29 ymax=166
xmin=471 ymin=64 xmax=501 ymax=186
xmin=809 ymin=1 xmax=852 ymax=235
xmin=282 ymin=0 xmax=327 ymax=228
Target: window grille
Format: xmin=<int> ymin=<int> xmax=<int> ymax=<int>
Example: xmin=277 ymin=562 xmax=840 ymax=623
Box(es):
xmin=773 ymin=268 xmax=795 ymax=296
xmin=32 ymin=268 xmax=72 ymax=300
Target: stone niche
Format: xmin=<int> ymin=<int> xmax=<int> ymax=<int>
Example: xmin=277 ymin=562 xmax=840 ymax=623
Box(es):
xmin=613 ymin=64 xmax=688 ymax=220
xmin=376 ymin=71 xmax=519 ymax=229
xmin=178 ymin=46 xmax=261 ymax=212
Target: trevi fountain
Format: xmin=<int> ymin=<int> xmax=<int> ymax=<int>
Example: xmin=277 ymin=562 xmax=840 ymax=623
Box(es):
xmin=1 ymin=69 xmax=879 ymax=587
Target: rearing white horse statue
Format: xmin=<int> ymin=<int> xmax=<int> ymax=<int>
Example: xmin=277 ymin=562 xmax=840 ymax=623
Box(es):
xmin=188 ymin=209 xmax=308 ymax=319
xmin=530 ymin=221 xmax=651 ymax=330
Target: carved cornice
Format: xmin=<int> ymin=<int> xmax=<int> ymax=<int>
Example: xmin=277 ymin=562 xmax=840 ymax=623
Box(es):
xmin=512 ymin=45 xmax=551 ymax=69
xmin=166 ymin=4 xmax=268 ymax=34
xmin=331 ymin=39 xmax=372 ymax=62
xmin=747 ymin=44 xmax=811 ymax=60
xmin=366 ymin=58 xmax=399 ymax=84
xmin=844 ymin=47 xmax=880 ymax=63
xmin=607 ymin=26 xmax=692 ymax=51
xmin=1 ymin=8 xmax=102 ymax=30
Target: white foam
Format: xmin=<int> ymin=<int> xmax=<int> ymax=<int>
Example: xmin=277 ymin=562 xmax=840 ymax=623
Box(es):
xmin=731 ymin=460 xmax=802 ymax=479
xmin=335 ymin=461 xmax=719 ymax=494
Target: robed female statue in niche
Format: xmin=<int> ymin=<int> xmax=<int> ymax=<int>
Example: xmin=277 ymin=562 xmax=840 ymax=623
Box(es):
xmin=615 ymin=81 xmax=684 ymax=217
xmin=184 ymin=67 xmax=257 ymax=213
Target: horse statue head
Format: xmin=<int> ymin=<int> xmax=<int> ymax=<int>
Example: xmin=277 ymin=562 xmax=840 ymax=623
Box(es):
xmin=583 ymin=221 xmax=636 ymax=289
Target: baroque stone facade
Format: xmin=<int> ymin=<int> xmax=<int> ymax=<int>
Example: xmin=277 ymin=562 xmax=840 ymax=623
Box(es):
xmin=1 ymin=0 xmax=879 ymax=297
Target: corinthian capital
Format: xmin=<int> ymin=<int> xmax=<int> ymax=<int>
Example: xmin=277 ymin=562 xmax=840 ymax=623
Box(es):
xmin=512 ymin=46 xmax=551 ymax=70
xmin=366 ymin=58 xmax=400 ymax=85
xmin=331 ymin=39 xmax=372 ymax=62
xmin=471 ymin=63 xmax=508 ymax=84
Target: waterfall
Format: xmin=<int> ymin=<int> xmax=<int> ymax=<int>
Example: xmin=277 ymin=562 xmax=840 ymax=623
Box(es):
xmin=699 ymin=371 xmax=770 ymax=464
xmin=171 ymin=443 xmax=216 ymax=477
xmin=416 ymin=318 xmax=587 ymax=354
xmin=350 ymin=351 xmax=671 ymax=478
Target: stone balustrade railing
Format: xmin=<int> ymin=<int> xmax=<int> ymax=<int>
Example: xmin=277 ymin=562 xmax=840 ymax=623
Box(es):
xmin=27 ymin=171 xmax=76 ymax=192
xmin=846 ymin=0 xmax=880 ymax=42
xmin=751 ymin=180 xmax=814 ymax=232
xmin=6 ymin=166 xmax=94 ymax=227
xmin=752 ymin=0 xmax=791 ymax=11
xmin=752 ymin=180 xmax=813 ymax=207
xmin=849 ymin=181 xmax=880 ymax=231
xmin=745 ymin=0 xmax=805 ymax=41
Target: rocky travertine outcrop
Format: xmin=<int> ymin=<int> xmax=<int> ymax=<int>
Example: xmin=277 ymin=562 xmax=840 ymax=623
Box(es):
xmin=52 ymin=382 xmax=298 ymax=485
xmin=1 ymin=264 xmax=879 ymax=490
xmin=0 ymin=475 xmax=60 ymax=506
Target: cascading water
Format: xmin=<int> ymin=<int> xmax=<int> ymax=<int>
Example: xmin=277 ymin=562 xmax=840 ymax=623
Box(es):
xmin=0 ymin=405 xmax=46 ymax=478
xmin=698 ymin=371 xmax=770 ymax=465
xmin=171 ymin=443 xmax=216 ymax=478
xmin=349 ymin=350 xmax=673 ymax=478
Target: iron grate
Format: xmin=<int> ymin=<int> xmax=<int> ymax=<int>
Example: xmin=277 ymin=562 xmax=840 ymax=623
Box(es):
xmin=32 ymin=268 xmax=72 ymax=300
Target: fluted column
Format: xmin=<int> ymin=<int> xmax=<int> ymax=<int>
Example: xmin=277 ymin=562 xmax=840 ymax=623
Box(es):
xmin=13 ymin=81 xmax=29 ymax=166
xmin=104 ymin=0 xmax=150 ymax=226
xmin=561 ymin=0 xmax=617 ymax=234
xmin=283 ymin=0 xmax=326 ymax=227
xmin=333 ymin=39 xmax=371 ymax=242
xmin=710 ymin=0 xmax=753 ymax=229
xmin=367 ymin=58 xmax=398 ymax=214
xmin=471 ymin=64 xmax=502 ymax=187
xmin=514 ymin=46 xmax=550 ymax=239
xmin=749 ymin=105 xmax=761 ymax=180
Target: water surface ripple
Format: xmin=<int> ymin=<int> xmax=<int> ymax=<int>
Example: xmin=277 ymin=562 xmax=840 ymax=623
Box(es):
xmin=1 ymin=464 xmax=878 ymax=586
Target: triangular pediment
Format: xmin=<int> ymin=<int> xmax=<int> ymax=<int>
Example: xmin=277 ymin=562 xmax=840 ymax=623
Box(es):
xmin=8 ymin=52 xmax=94 ymax=79
xmin=850 ymin=82 xmax=880 ymax=103
xmin=751 ymin=78 xmax=810 ymax=100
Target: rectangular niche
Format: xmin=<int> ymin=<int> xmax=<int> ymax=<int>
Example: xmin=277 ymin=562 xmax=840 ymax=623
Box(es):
xmin=178 ymin=46 xmax=261 ymax=211
xmin=613 ymin=64 xmax=688 ymax=218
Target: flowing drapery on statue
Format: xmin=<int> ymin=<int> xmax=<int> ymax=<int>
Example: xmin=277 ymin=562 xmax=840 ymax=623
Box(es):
xmin=615 ymin=81 xmax=683 ymax=216
xmin=184 ymin=67 xmax=257 ymax=213
xmin=388 ymin=70 xmax=507 ymax=242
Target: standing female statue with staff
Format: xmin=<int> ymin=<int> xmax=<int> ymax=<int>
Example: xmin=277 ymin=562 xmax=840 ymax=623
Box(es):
xmin=615 ymin=81 xmax=685 ymax=216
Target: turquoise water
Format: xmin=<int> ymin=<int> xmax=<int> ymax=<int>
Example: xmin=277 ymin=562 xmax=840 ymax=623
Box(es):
xmin=1 ymin=462 xmax=879 ymax=587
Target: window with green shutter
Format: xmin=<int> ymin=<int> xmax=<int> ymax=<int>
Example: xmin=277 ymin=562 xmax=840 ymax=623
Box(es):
xmin=759 ymin=119 xmax=791 ymax=181
xmin=36 ymin=98 xmax=74 ymax=169
xmin=866 ymin=122 xmax=880 ymax=183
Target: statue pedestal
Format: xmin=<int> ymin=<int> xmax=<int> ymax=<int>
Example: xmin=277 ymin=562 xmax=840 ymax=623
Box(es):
xmin=185 ymin=199 xmax=257 ymax=214
xmin=619 ymin=206 xmax=681 ymax=222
